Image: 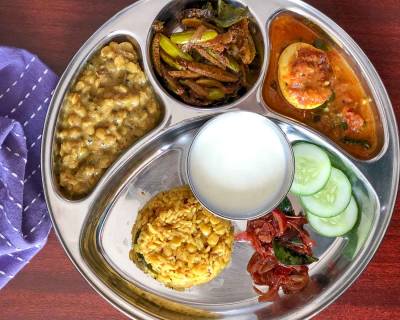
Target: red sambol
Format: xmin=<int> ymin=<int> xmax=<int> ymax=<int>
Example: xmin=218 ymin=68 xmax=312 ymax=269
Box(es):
xmin=236 ymin=206 xmax=318 ymax=302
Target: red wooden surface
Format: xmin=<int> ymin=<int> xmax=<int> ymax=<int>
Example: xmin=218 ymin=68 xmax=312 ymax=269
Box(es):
xmin=0 ymin=0 xmax=399 ymax=319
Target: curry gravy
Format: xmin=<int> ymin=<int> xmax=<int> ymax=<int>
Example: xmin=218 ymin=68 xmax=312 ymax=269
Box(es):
xmin=263 ymin=13 xmax=383 ymax=160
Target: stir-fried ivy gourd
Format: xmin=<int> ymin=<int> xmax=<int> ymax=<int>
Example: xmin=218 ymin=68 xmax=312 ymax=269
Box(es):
xmin=151 ymin=0 xmax=261 ymax=107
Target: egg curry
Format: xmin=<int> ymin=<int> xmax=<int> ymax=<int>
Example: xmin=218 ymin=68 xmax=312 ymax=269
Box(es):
xmin=263 ymin=13 xmax=383 ymax=160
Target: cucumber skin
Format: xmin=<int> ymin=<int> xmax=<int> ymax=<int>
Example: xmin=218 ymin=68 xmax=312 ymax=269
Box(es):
xmin=291 ymin=165 xmax=331 ymax=196
xmin=307 ymin=196 xmax=358 ymax=237
xmin=300 ymin=168 xmax=352 ymax=218
xmin=291 ymin=143 xmax=332 ymax=196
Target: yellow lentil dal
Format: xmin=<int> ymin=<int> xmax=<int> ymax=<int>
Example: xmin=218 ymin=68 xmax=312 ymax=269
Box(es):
xmin=55 ymin=41 xmax=162 ymax=198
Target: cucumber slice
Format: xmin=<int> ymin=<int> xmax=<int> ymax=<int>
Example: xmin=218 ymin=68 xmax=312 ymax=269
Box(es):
xmin=291 ymin=143 xmax=332 ymax=195
xmin=307 ymin=196 xmax=358 ymax=237
xmin=300 ymin=168 xmax=351 ymax=218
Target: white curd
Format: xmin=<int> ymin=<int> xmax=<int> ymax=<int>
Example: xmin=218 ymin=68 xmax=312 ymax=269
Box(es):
xmin=188 ymin=111 xmax=292 ymax=219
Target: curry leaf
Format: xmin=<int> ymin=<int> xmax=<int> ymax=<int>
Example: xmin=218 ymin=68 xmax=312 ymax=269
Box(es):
xmin=212 ymin=0 xmax=249 ymax=28
xmin=272 ymin=240 xmax=318 ymax=265
xmin=341 ymin=137 xmax=371 ymax=149
xmin=313 ymin=38 xmax=329 ymax=51
xmin=277 ymin=197 xmax=295 ymax=216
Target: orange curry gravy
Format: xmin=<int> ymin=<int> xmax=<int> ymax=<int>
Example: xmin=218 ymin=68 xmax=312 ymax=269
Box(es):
xmin=263 ymin=13 xmax=383 ymax=160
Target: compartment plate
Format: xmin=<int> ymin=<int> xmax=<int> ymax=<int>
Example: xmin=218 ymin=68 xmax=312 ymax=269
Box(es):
xmin=41 ymin=0 xmax=399 ymax=319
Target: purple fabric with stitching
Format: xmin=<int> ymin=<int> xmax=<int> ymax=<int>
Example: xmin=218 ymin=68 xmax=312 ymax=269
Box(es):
xmin=0 ymin=47 xmax=57 ymax=289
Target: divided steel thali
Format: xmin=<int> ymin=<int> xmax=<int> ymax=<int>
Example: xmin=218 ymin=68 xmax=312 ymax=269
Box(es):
xmin=41 ymin=0 xmax=399 ymax=319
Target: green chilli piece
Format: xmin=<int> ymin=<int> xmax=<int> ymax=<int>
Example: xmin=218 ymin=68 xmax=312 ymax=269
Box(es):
xmin=207 ymin=49 xmax=240 ymax=73
xmin=226 ymin=56 xmax=240 ymax=73
xmin=291 ymin=142 xmax=332 ymax=195
xmin=159 ymin=34 xmax=193 ymax=61
xmin=160 ymin=51 xmax=185 ymax=70
xmin=208 ymin=88 xmax=225 ymax=101
xmin=170 ymin=30 xmax=218 ymax=45
xmin=307 ymin=196 xmax=358 ymax=237
xmin=301 ymin=167 xmax=352 ymax=218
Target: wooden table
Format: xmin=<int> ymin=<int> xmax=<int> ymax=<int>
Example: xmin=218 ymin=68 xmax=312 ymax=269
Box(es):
xmin=0 ymin=1 xmax=398 ymax=319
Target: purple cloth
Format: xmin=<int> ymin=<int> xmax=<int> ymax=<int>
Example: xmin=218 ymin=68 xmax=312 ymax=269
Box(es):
xmin=0 ymin=47 xmax=57 ymax=289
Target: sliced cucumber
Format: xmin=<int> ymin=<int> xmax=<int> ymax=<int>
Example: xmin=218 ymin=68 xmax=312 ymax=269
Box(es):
xmin=291 ymin=143 xmax=332 ymax=195
xmin=307 ymin=196 xmax=358 ymax=237
xmin=300 ymin=168 xmax=352 ymax=218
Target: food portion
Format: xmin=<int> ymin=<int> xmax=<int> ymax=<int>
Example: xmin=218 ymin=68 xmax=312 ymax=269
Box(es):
xmin=291 ymin=142 xmax=359 ymax=237
xmin=151 ymin=0 xmax=262 ymax=107
xmin=55 ymin=41 xmax=162 ymax=198
xmin=232 ymin=141 xmax=360 ymax=301
xmin=301 ymin=168 xmax=352 ymax=218
xmin=188 ymin=112 xmax=289 ymax=219
xmin=236 ymin=144 xmax=359 ymax=301
xmin=278 ymin=42 xmax=333 ymax=109
xmin=126 ymin=141 xmax=359 ymax=298
xmin=290 ymin=143 xmax=332 ymax=196
xmin=307 ymin=196 xmax=358 ymax=237
xmin=236 ymin=199 xmax=318 ymax=302
xmin=130 ymin=186 xmax=234 ymax=290
xmin=263 ymin=12 xmax=383 ymax=159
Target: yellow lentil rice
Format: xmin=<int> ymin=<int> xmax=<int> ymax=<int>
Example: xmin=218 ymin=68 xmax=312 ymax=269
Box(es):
xmin=130 ymin=186 xmax=234 ymax=289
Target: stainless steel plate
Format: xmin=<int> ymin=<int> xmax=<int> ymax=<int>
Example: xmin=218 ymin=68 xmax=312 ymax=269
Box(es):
xmin=41 ymin=0 xmax=399 ymax=319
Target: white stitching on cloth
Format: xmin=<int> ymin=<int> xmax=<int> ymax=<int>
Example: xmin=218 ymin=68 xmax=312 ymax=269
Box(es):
xmin=5 ymin=67 xmax=49 ymax=118
xmin=0 ymin=164 xmax=24 ymax=186
xmin=0 ymin=56 xmax=36 ymax=100
xmin=0 ymin=270 xmax=14 ymax=279
xmin=23 ymin=192 xmax=42 ymax=213
xmin=28 ymin=134 xmax=42 ymax=150
xmin=0 ymin=232 xmax=12 ymax=247
xmin=7 ymin=253 xmax=26 ymax=262
xmin=0 ymin=145 xmax=27 ymax=163
xmin=0 ymin=180 xmax=23 ymax=209
xmin=0 ymin=232 xmax=21 ymax=251
xmin=0 ymin=204 xmax=19 ymax=233
xmin=9 ymin=196 xmax=22 ymax=209
xmin=22 ymin=90 xmax=53 ymax=127
xmin=23 ymin=212 xmax=46 ymax=238
xmin=24 ymin=164 xmax=41 ymax=184
xmin=25 ymin=57 xmax=36 ymax=70
xmin=10 ymin=131 xmax=26 ymax=140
